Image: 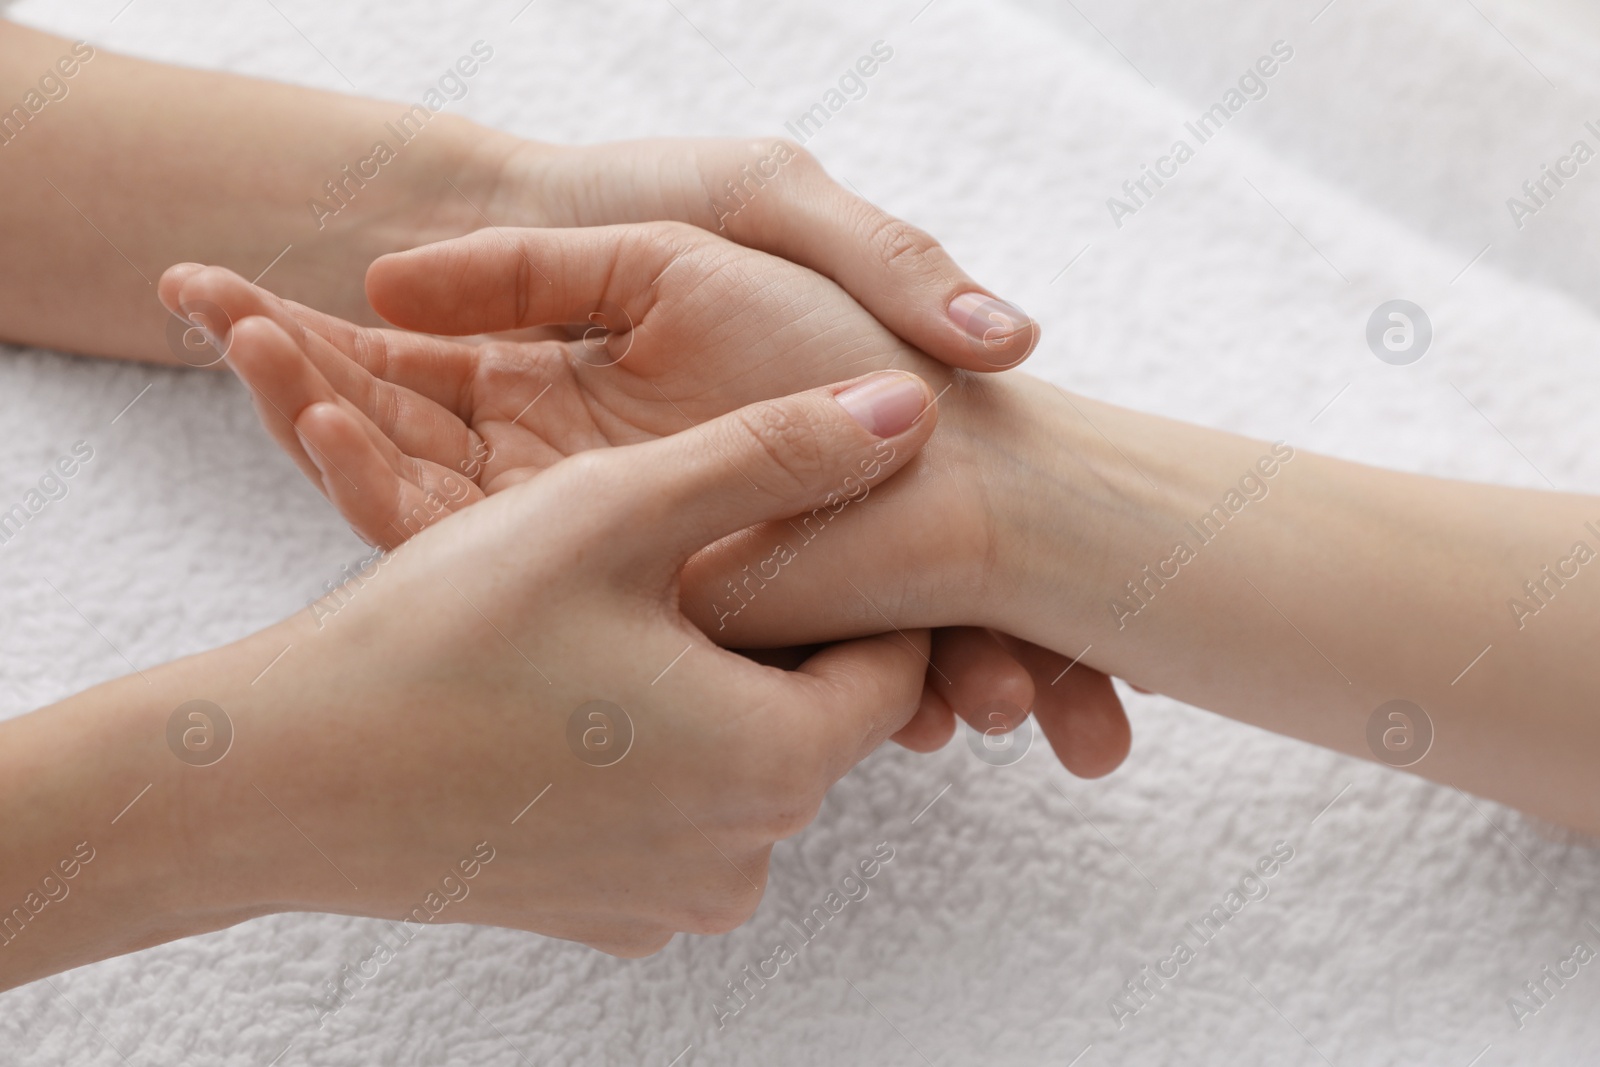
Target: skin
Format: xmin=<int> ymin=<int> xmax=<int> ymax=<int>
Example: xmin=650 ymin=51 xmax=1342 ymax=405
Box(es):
xmin=197 ymin=224 xmax=1600 ymax=841
xmin=0 ymin=16 xmax=1123 ymax=770
xmin=0 ymin=17 xmax=1125 ymax=989
xmin=158 ymin=226 xmax=1132 ymax=771
xmin=16 ymin=12 xmax=1596 ymax=991
xmin=0 ymin=374 xmax=945 ymax=991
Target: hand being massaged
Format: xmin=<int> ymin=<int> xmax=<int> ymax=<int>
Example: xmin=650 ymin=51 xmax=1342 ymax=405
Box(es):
xmin=158 ymin=224 xmax=1132 ymax=775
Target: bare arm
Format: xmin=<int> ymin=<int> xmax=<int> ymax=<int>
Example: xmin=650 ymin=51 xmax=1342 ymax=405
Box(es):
xmin=982 ymin=376 xmax=1600 ymax=833
xmin=0 ymin=20 xmax=512 ymax=362
xmin=0 ymin=374 xmax=940 ymax=989
xmin=0 ymin=19 xmax=1042 ymax=376
xmin=149 ymin=222 xmax=1595 ymax=817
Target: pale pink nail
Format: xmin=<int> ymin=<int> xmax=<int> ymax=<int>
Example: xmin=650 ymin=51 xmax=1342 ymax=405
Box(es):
xmin=835 ymin=372 xmax=929 ymax=437
xmin=948 ymin=292 xmax=1038 ymax=365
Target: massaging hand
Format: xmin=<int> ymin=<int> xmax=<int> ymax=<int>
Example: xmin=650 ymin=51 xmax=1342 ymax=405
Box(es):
xmin=157 ymin=227 xmax=1129 ymax=775
xmin=204 ymin=375 xmax=938 ymax=957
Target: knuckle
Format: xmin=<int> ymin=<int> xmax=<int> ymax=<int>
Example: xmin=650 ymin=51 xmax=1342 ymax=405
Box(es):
xmin=741 ymin=737 xmax=829 ymax=838
xmin=346 ymin=324 xmax=390 ymax=377
xmin=441 ymin=231 xmax=521 ymax=331
xmin=860 ymin=210 xmax=943 ymax=274
xmin=511 ymin=239 xmax=532 ymax=328
xmin=680 ymin=873 xmax=766 ymax=935
xmin=546 ymin=451 xmax=630 ymax=534
xmin=720 ymin=137 xmax=817 ymax=184
xmin=728 ymin=403 xmax=829 ymax=497
xmin=700 ymin=138 xmax=821 ymax=225
xmin=762 ymin=792 xmax=824 ymax=841
xmin=554 ymin=448 xmax=612 ymax=491
xmin=771 ymin=139 xmax=819 ymax=180
xmin=630 ymin=219 xmax=707 ymax=258
xmin=773 ymin=735 xmax=830 ymax=800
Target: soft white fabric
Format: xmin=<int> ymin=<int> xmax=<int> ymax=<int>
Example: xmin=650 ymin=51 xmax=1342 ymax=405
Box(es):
xmin=3 ymin=0 xmax=1599 ymax=1063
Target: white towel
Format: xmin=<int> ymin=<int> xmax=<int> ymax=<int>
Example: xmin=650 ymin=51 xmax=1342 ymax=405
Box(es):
xmin=3 ymin=0 xmax=1598 ymax=1063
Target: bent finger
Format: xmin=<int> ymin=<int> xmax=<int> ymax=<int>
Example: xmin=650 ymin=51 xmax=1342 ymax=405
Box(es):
xmin=931 ymin=627 xmax=1036 ymax=737
xmin=999 ymin=637 xmax=1132 ymax=779
xmin=790 ymin=628 xmax=933 ymax=779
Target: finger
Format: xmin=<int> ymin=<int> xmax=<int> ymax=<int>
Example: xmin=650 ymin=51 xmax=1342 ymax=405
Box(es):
xmin=174 ymin=265 xmax=487 ymax=462
xmin=277 ymin=299 xmax=498 ymax=418
xmin=296 ymin=401 xmax=484 ymax=549
xmin=234 ymin=316 xmax=484 ymax=547
xmin=221 ymin=316 xmax=327 ymax=488
xmin=365 ymin=222 xmax=708 ymax=338
xmin=551 ymin=140 xmax=1040 ymax=371
xmin=293 ymin=400 xmax=408 ymax=542
xmin=593 ymin=370 xmax=936 ymax=576
xmin=711 ymin=146 xmax=1040 ymax=371
xmin=791 ymin=628 xmax=933 ymax=777
xmin=930 ymin=627 xmax=1036 ymax=736
xmin=999 ymin=637 xmax=1132 ymax=779
xmin=226 ymin=314 xmax=386 ymax=479
xmin=169 ymin=262 xmax=475 ymax=398
xmin=157 ymin=262 xmax=207 ymax=316
xmin=1037 ymin=668 xmax=1132 ymax=779
xmin=890 ymin=682 xmax=957 ymax=753
xmin=226 ymin=311 xmax=404 ymax=485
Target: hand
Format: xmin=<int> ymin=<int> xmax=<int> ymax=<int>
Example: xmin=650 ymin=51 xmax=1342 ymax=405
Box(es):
xmin=158 ymin=225 xmax=1129 ymax=776
xmin=0 ymin=375 xmax=953 ymax=986
xmin=427 ymin=137 xmax=1070 ymax=762
xmin=233 ymin=376 xmax=940 ymax=958
xmin=280 ymin=374 xmax=947 ymax=954
xmin=477 ymin=136 xmax=1042 ymax=373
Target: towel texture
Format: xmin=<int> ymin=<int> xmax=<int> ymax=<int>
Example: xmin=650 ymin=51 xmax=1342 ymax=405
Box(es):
xmin=2 ymin=0 xmax=1599 ymax=1063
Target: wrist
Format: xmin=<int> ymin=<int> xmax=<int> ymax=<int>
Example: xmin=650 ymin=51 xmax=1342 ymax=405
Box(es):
xmin=972 ymin=375 xmax=1188 ymax=652
xmin=302 ymin=117 xmax=536 ymax=325
xmin=366 ymin=116 xmax=521 ymax=251
xmin=404 ymin=117 xmax=531 ymax=239
xmin=475 ymin=133 xmax=564 ymax=226
xmin=947 ymin=373 xmax=1095 ymax=639
xmin=980 ymin=376 xmax=1312 ymax=680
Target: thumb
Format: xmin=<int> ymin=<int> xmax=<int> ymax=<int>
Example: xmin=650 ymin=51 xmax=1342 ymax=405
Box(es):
xmin=721 ymin=169 xmax=1042 ymax=371
xmin=601 ymin=370 xmax=936 ymax=573
xmin=547 ymin=140 xmax=1041 ymax=371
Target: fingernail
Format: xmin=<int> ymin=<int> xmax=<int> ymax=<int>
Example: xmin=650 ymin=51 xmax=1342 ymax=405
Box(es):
xmin=948 ymin=292 xmax=1037 ymax=364
xmin=835 ymin=371 xmax=929 ymax=438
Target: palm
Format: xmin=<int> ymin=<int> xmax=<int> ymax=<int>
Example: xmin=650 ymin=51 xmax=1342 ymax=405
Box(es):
xmin=185 ymin=231 xmax=962 ymax=559
xmin=444 ymin=232 xmax=946 ymax=463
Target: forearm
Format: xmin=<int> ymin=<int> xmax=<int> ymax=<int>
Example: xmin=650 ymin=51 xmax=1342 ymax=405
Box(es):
xmin=0 ymin=628 xmax=288 ymax=990
xmin=0 ymin=21 xmax=519 ymax=363
xmin=987 ymin=376 xmax=1600 ymax=831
